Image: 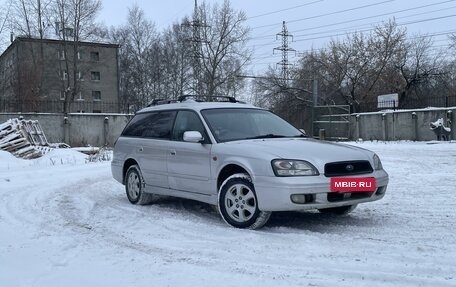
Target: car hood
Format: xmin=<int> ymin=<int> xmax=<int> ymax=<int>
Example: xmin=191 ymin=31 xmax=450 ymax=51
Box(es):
xmin=216 ymin=138 xmax=374 ymax=169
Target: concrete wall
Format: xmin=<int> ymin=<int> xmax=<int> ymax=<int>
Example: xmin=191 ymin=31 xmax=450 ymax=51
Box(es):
xmin=350 ymin=108 xmax=455 ymax=141
xmin=1 ymin=108 xmax=454 ymax=147
xmin=0 ymin=113 xmax=132 ymax=147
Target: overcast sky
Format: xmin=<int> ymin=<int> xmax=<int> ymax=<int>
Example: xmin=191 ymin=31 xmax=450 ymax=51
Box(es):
xmin=98 ymin=0 xmax=456 ymax=74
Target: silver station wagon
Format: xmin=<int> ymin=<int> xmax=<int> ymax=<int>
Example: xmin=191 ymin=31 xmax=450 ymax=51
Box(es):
xmin=111 ymin=97 xmax=389 ymax=229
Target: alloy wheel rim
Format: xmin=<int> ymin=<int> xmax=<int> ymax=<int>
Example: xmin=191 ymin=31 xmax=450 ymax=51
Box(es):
xmin=224 ymin=184 xmax=256 ymax=222
xmin=127 ymin=172 xmax=140 ymax=200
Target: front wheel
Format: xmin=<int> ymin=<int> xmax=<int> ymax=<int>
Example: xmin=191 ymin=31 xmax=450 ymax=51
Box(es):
xmin=218 ymin=174 xmax=271 ymax=229
xmin=318 ymin=204 xmax=357 ymax=215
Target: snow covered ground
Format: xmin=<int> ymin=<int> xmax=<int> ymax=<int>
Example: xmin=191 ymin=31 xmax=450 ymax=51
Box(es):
xmin=0 ymin=142 xmax=455 ymax=287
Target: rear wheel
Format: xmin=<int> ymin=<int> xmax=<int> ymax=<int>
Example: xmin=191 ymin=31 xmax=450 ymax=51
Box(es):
xmin=125 ymin=165 xmax=156 ymax=205
xmin=318 ymin=204 xmax=357 ymax=215
xmin=218 ymin=173 xmax=271 ymax=229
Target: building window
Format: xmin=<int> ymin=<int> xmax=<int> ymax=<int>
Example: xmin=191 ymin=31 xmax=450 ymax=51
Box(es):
xmin=90 ymin=51 xmax=99 ymax=61
xmin=77 ymin=71 xmax=83 ymax=80
xmin=92 ymin=90 xmax=101 ymax=101
xmin=76 ymin=92 xmax=84 ymax=101
xmin=64 ymin=27 xmax=74 ymax=38
xmin=61 ymin=70 xmax=68 ymax=80
xmin=77 ymin=51 xmax=82 ymax=60
xmin=58 ymin=50 xmax=65 ymax=60
xmin=91 ymin=71 xmax=100 ymax=81
xmin=60 ymin=91 xmax=66 ymax=100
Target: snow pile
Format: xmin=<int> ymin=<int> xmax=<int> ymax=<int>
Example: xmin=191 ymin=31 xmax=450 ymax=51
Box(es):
xmin=0 ymin=148 xmax=88 ymax=170
xmin=0 ymin=141 xmax=455 ymax=287
xmin=0 ymin=150 xmax=29 ymax=169
xmin=34 ymin=148 xmax=89 ymax=166
xmin=430 ymin=118 xmax=451 ymax=132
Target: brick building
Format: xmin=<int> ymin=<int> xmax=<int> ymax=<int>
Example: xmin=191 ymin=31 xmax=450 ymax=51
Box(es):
xmin=0 ymin=37 xmax=120 ymax=113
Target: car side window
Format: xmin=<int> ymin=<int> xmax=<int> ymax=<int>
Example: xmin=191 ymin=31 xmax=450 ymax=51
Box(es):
xmin=122 ymin=111 xmax=176 ymax=139
xmin=172 ymin=110 xmax=209 ymax=143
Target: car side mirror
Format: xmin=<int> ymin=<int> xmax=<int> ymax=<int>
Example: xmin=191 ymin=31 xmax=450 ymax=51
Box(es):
xmin=183 ymin=131 xmax=204 ymax=143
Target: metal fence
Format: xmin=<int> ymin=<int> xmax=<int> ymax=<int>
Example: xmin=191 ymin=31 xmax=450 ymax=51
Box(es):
xmin=0 ymin=99 xmax=133 ymax=114
xmin=355 ymin=95 xmax=456 ymax=113
xmin=2 ymin=95 xmax=455 ymax=114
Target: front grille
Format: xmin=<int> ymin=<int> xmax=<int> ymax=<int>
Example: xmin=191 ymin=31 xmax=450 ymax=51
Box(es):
xmin=324 ymin=160 xmax=373 ymax=177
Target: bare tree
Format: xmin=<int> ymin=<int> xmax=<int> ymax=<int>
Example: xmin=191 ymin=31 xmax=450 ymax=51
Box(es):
xmin=11 ymin=0 xmax=52 ymax=38
xmin=396 ymin=35 xmax=446 ymax=107
xmin=195 ymin=0 xmax=251 ymax=97
xmin=290 ymin=21 xmax=406 ymax=111
xmin=111 ymin=5 xmax=158 ymax=111
xmin=160 ymin=22 xmax=192 ymax=99
xmin=0 ymin=0 xmax=13 ymax=50
xmin=53 ymin=0 xmax=102 ymax=112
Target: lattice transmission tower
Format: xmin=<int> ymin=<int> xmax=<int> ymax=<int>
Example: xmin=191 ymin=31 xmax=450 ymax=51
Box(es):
xmin=273 ymin=21 xmax=296 ymax=83
xmin=181 ymin=0 xmax=208 ymax=96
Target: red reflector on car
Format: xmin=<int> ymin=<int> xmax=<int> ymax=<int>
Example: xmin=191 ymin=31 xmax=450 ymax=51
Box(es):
xmin=330 ymin=177 xmax=376 ymax=192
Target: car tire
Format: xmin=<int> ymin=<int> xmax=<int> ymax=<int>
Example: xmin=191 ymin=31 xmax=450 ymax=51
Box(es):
xmin=125 ymin=165 xmax=156 ymax=205
xmin=318 ymin=204 xmax=357 ymax=215
xmin=218 ymin=173 xmax=271 ymax=229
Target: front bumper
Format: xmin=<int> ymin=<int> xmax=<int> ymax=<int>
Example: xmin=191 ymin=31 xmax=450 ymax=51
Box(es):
xmin=254 ymin=170 xmax=389 ymax=212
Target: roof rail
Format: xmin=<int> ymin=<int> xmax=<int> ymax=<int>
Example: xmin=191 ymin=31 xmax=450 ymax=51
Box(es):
xmin=146 ymin=95 xmax=246 ymax=107
xmin=147 ymin=98 xmax=179 ymax=107
xmin=177 ymin=95 xmax=245 ymax=103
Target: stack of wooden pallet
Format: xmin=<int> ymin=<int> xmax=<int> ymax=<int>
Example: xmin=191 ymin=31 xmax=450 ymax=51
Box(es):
xmin=0 ymin=118 xmax=53 ymax=159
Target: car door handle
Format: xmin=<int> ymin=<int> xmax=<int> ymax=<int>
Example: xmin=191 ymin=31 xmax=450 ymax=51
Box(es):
xmin=170 ymin=150 xmax=176 ymax=156
xmin=138 ymin=147 xmax=143 ymax=152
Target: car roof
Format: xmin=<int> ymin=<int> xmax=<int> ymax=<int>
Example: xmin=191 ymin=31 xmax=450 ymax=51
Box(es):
xmin=137 ymin=101 xmax=262 ymax=113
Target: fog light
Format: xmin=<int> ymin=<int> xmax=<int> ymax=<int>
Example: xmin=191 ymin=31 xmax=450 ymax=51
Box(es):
xmin=375 ymin=186 xmax=387 ymax=196
xmin=291 ymin=194 xmax=314 ymax=204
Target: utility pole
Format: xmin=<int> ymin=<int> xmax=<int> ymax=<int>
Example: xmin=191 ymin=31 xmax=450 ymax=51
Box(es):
xmin=273 ymin=21 xmax=295 ymax=84
xmin=182 ymin=0 xmax=208 ymax=97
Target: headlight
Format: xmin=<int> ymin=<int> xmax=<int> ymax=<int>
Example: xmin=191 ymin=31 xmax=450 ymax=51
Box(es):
xmin=271 ymin=159 xmax=319 ymax=176
xmin=373 ymin=154 xmax=383 ymax=170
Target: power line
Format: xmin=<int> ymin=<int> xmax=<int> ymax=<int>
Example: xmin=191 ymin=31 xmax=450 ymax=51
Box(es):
xmin=248 ymin=22 xmax=456 ymax=57
xmin=292 ymin=7 xmax=456 ymax=39
xmin=291 ymin=1 xmax=456 ymax=35
xmin=292 ymin=14 xmax=456 ymax=43
xmin=251 ymin=0 xmax=456 ymax=40
xmin=248 ymin=29 xmax=456 ymax=67
xmin=251 ymin=0 xmax=395 ymax=30
xmin=248 ymin=0 xmax=323 ymax=20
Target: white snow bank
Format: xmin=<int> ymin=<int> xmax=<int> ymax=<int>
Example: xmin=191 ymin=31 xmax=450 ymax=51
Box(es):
xmin=1 ymin=141 xmax=455 ymax=287
xmin=34 ymin=148 xmax=88 ymax=166
xmin=0 ymin=150 xmax=29 ymax=169
xmin=0 ymin=148 xmax=88 ymax=170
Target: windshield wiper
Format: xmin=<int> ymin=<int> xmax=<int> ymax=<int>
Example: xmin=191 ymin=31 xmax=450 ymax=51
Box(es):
xmin=244 ymin=134 xmax=287 ymax=140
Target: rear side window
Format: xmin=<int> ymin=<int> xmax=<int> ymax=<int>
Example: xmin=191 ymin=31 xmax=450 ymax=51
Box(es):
xmin=122 ymin=111 xmax=176 ymax=139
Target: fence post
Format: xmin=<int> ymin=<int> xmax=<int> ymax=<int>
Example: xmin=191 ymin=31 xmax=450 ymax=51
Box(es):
xmin=412 ymin=112 xmax=418 ymax=141
xmin=63 ymin=116 xmax=70 ymax=144
xmin=103 ymin=117 xmax=109 ymax=146
xmin=382 ymin=113 xmax=387 ymax=141
xmin=355 ymin=114 xmax=360 ymax=140
xmin=447 ymin=110 xmax=454 ymax=141
xmin=319 ymin=129 xmax=326 ymax=140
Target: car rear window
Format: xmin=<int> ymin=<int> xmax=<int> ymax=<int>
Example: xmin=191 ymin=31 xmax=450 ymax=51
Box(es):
xmin=122 ymin=111 xmax=176 ymax=139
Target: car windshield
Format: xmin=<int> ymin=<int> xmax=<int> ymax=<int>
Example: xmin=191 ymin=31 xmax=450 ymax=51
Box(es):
xmin=201 ymin=108 xmax=303 ymax=143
